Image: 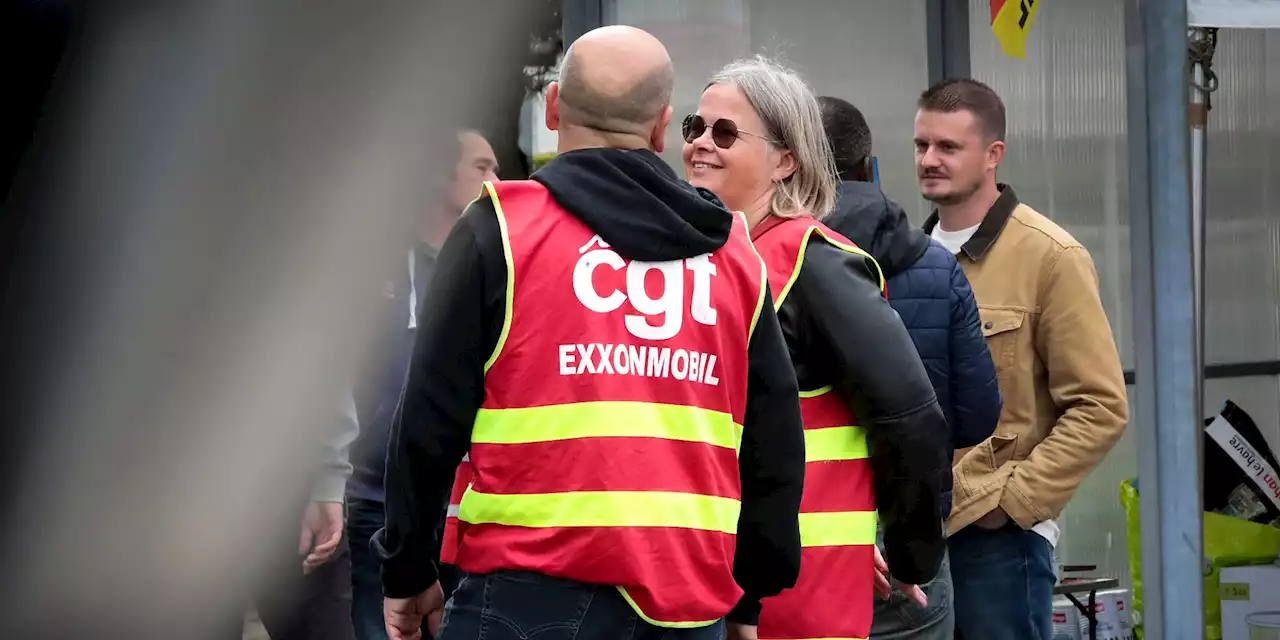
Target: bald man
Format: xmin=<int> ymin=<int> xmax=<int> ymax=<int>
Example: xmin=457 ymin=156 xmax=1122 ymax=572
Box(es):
xmin=373 ymin=26 xmax=804 ymax=640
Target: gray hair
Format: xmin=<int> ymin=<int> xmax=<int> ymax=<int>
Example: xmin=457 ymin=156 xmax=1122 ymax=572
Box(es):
xmin=709 ymin=55 xmax=837 ymax=219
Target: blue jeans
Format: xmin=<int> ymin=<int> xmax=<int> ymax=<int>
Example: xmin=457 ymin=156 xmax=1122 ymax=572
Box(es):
xmin=950 ymin=523 xmax=1056 ymax=640
xmin=869 ymin=538 xmax=954 ymax=639
xmin=439 ymin=571 xmax=726 ymax=640
xmin=347 ymin=497 xmax=390 ymax=640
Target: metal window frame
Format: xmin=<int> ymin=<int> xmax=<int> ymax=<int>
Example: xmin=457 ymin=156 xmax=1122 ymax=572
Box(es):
xmin=1123 ymin=359 xmax=1280 ymax=384
xmin=562 ymin=0 xmax=610 ymax=45
xmin=926 ymin=0 xmax=971 ymax=84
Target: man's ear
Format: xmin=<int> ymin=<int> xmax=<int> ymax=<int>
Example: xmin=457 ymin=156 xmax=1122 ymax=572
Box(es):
xmin=651 ymin=105 xmax=673 ymax=153
xmin=987 ymin=139 xmax=1006 ymax=170
xmin=545 ymin=82 xmax=561 ymax=132
xmin=860 ymin=156 xmax=875 ymax=182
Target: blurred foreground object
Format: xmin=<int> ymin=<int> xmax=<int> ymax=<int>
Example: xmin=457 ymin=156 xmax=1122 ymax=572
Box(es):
xmin=0 ymin=1 xmax=555 ymax=636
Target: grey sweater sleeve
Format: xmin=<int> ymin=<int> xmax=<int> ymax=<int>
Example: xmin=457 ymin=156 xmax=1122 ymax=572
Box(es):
xmin=311 ymin=389 xmax=360 ymax=503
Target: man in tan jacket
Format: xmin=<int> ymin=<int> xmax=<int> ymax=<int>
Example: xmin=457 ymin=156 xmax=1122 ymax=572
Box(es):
xmin=912 ymin=78 xmax=1129 ymax=640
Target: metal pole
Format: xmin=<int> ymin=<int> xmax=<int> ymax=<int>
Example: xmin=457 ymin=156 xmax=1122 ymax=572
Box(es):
xmin=1125 ymin=0 xmax=1204 ymax=638
xmin=1188 ymin=26 xmax=1217 ymax=384
xmin=1123 ymin=4 xmax=1160 ymax=631
xmin=1190 ymin=43 xmax=1207 ymax=380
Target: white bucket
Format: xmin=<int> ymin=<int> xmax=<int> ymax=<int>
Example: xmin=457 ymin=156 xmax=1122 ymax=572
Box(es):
xmin=1053 ymin=595 xmax=1084 ymax=640
xmin=1248 ymin=611 xmax=1280 ymax=640
xmin=1095 ymin=588 xmax=1134 ymax=639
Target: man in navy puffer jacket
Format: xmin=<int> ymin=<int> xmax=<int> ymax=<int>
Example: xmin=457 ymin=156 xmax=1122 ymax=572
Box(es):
xmin=819 ymin=96 xmax=1002 ymax=640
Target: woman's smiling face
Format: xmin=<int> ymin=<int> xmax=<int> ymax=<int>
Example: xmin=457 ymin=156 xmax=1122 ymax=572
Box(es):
xmin=682 ymin=83 xmax=786 ymax=214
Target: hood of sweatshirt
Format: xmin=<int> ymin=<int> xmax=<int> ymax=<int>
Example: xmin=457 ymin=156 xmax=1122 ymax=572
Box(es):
xmin=824 ymin=180 xmax=930 ymax=279
xmin=533 ymin=148 xmax=733 ymax=262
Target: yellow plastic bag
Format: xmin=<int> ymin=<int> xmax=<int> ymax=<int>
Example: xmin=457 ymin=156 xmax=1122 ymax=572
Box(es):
xmin=1120 ymin=478 xmax=1280 ymax=639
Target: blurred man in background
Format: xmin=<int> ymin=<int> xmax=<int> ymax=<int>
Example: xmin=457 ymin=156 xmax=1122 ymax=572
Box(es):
xmin=818 ymin=95 xmax=1001 ymax=640
xmin=346 ymin=130 xmax=498 ymax=640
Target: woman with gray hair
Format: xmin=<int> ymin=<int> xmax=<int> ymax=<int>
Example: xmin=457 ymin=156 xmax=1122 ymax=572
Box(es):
xmin=683 ymin=55 xmax=951 ymax=640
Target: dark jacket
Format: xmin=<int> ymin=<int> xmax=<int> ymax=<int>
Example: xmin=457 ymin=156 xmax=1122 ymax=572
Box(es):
xmin=373 ymin=148 xmax=806 ymax=626
xmin=825 ymin=181 xmax=1002 ymax=515
xmin=347 ymin=245 xmax=438 ymax=504
xmin=762 ymin=218 xmax=951 ymax=587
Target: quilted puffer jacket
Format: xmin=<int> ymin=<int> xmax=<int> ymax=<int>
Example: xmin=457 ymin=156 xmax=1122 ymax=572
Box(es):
xmin=825 ymin=180 xmax=1002 ymax=515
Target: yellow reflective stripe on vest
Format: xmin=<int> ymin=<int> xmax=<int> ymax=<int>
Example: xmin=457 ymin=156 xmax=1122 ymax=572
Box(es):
xmin=458 ymin=489 xmax=741 ymax=533
xmin=617 ymin=587 xmax=720 ymax=629
xmin=472 ymin=401 xmax=743 ymax=452
xmin=819 ymin=227 xmax=886 ymax=293
xmin=798 ymin=384 xmax=833 ymax=398
xmin=805 ymin=427 xmax=869 ymax=462
xmin=736 ymin=210 xmax=771 ymax=343
xmin=796 ymin=386 xmax=868 ymax=462
xmin=482 ymin=180 xmax=515 ymax=373
xmin=775 ymin=226 xmax=887 ymax=309
xmin=798 ymin=510 xmax=878 ymax=547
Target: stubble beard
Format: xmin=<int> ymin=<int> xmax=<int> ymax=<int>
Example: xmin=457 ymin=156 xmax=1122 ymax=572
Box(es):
xmin=921 ymin=175 xmax=983 ymax=207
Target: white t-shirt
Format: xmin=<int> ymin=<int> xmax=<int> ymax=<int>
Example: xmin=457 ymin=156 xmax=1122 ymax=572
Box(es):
xmin=931 ymin=222 xmax=1061 ymax=548
xmin=930 ymin=222 xmax=980 ymax=255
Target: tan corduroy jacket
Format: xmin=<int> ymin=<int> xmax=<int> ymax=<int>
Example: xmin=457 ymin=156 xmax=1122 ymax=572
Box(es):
xmin=924 ymin=185 xmax=1129 ymax=536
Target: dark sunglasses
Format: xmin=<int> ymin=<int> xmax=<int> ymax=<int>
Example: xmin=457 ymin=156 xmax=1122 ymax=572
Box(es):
xmin=682 ymin=114 xmax=777 ymax=149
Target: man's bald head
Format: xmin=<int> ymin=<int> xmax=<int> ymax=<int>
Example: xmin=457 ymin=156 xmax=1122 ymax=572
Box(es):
xmin=555 ymin=26 xmax=674 ymax=138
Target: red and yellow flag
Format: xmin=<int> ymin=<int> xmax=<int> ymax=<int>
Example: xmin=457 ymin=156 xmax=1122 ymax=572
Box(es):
xmin=991 ymin=0 xmax=1040 ymax=59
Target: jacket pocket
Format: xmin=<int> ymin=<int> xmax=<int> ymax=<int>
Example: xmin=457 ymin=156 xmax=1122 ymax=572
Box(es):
xmin=979 ymin=307 xmax=1024 ymax=374
xmin=965 ymin=433 xmax=1018 ymax=474
xmin=979 ymin=433 xmax=1019 ymax=471
xmin=955 ymin=433 xmax=1019 ymax=497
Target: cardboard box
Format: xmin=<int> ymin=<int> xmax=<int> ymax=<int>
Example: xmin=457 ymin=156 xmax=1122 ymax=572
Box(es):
xmin=1220 ymin=563 xmax=1280 ymax=639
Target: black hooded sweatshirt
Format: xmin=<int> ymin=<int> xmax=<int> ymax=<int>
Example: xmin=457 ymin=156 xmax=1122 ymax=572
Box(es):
xmin=374 ymin=148 xmax=806 ymax=625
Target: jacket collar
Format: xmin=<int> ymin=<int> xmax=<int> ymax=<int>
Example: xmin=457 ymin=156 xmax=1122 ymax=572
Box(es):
xmin=923 ymin=183 xmax=1020 ymax=261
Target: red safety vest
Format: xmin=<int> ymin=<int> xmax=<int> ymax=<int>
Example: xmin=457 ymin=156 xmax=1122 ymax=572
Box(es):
xmin=751 ymin=215 xmax=884 ymax=640
xmin=442 ymin=180 xmax=768 ymax=628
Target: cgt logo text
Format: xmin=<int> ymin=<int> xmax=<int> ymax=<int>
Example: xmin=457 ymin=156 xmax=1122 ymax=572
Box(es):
xmin=573 ymin=235 xmax=717 ymax=341
xmin=563 ymin=235 xmax=721 ymax=385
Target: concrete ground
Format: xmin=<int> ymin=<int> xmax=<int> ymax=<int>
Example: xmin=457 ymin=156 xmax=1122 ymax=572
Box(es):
xmin=242 ymin=612 xmax=269 ymax=640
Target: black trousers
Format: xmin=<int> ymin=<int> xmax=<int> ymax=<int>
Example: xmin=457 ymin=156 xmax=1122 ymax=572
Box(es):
xmin=232 ymin=509 xmax=357 ymax=640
